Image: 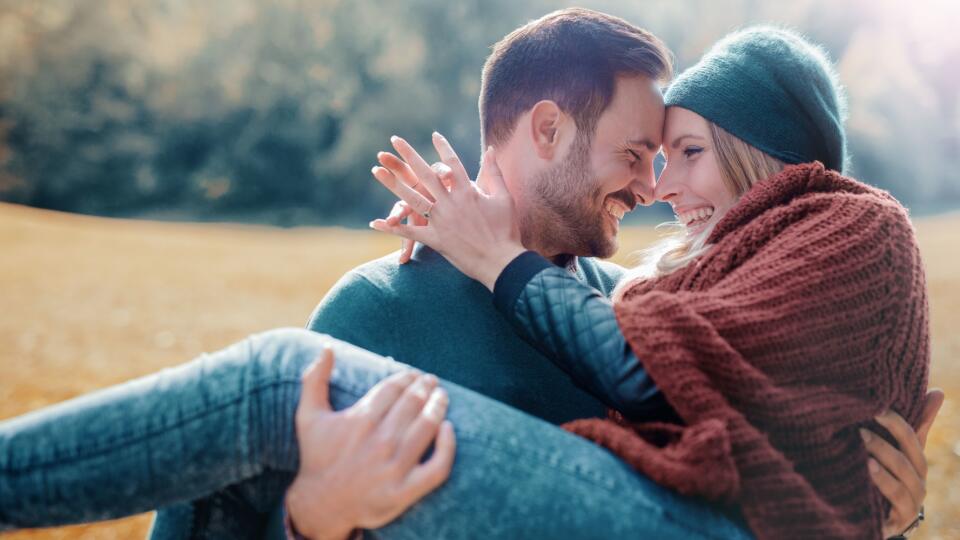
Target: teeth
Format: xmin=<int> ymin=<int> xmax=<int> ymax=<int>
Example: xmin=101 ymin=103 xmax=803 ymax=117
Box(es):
xmin=676 ymin=207 xmax=714 ymax=226
xmin=604 ymin=201 xmax=626 ymax=221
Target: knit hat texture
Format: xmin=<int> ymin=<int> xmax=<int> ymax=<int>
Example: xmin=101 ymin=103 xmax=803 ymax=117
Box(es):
xmin=664 ymin=26 xmax=848 ymax=172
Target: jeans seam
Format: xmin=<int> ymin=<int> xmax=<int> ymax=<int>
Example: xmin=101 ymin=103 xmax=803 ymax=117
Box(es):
xmin=2 ymin=377 xmax=306 ymax=472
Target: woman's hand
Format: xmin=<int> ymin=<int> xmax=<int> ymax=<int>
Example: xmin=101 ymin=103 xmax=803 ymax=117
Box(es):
xmin=286 ymin=346 xmax=456 ymax=540
xmin=369 ymin=133 xmax=526 ymax=291
xmin=863 ymin=389 xmax=944 ymax=539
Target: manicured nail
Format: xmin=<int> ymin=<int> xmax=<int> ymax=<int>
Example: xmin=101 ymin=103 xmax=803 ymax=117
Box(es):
xmin=868 ymin=458 xmax=880 ymax=474
xmin=859 ymin=429 xmax=872 ymax=443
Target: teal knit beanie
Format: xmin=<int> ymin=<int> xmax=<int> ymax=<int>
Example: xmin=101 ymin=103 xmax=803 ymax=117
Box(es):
xmin=664 ymin=26 xmax=848 ymax=173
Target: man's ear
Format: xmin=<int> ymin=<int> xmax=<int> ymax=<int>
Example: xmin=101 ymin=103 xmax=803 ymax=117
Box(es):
xmin=528 ymin=100 xmax=567 ymax=161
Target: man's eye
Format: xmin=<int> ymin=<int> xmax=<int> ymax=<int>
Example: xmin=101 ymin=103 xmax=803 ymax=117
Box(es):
xmin=628 ymin=150 xmax=643 ymax=162
xmin=683 ymin=146 xmax=703 ymax=159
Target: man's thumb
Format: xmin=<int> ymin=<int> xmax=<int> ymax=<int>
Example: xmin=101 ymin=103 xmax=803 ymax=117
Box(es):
xmin=301 ymin=344 xmax=335 ymax=411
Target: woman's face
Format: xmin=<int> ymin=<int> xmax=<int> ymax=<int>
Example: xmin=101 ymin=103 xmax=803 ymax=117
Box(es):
xmin=656 ymin=107 xmax=738 ymax=235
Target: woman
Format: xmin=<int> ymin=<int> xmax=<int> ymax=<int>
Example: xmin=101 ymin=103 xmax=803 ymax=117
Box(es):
xmin=0 ymin=27 xmax=935 ymax=540
xmin=370 ymin=27 xmax=933 ymax=538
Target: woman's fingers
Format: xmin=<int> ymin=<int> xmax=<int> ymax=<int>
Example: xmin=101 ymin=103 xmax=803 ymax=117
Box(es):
xmin=382 ymin=201 xmax=422 ymax=264
xmin=370 ymin=219 xmax=437 ymax=250
xmin=402 ymin=420 xmax=456 ymax=500
xmin=431 ymin=132 xmax=470 ymax=190
xmin=868 ymin=456 xmax=920 ymax=520
xmin=385 ymin=201 xmax=410 ymax=226
xmin=399 ymin=212 xmax=426 ymax=264
xmin=377 ymin=374 xmax=438 ymax=447
xmin=861 ymin=429 xmax=925 ymax=510
xmin=477 ymin=146 xmax=508 ymax=197
xmin=372 ymin=164 xmax=434 ymax=217
xmin=395 ymin=387 xmax=449 ymax=469
xmin=874 ymin=409 xmax=927 ymax=478
xmin=390 ymin=136 xmax=448 ymax=200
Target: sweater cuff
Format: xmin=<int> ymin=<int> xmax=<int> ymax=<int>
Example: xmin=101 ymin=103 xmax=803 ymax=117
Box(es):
xmin=493 ymin=250 xmax=554 ymax=316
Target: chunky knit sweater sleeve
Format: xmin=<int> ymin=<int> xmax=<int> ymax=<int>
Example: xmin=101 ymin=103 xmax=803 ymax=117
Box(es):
xmin=564 ymin=164 xmax=929 ymax=540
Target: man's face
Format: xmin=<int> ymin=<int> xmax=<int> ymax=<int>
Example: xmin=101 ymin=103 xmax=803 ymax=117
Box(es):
xmin=521 ymin=76 xmax=664 ymax=259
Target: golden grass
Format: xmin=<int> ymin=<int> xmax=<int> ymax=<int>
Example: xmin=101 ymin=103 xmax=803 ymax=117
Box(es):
xmin=0 ymin=202 xmax=957 ymax=539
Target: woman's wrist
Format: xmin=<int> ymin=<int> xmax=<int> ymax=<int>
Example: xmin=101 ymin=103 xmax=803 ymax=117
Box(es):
xmin=477 ymin=244 xmax=527 ymax=292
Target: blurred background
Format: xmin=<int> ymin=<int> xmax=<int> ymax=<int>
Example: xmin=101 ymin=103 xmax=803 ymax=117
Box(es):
xmin=0 ymin=0 xmax=957 ymax=538
xmin=1 ymin=0 xmax=959 ymax=225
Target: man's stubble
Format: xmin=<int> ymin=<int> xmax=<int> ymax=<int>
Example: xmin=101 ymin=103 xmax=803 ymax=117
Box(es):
xmin=522 ymin=134 xmax=618 ymax=259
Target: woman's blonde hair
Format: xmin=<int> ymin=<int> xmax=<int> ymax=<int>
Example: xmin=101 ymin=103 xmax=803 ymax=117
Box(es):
xmin=624 ymin=122 xmax=785 ymax=283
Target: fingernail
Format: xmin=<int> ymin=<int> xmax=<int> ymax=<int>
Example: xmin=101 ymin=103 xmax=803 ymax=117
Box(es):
xmin=868 ymin=458 xmax=880 ymax=474
xmin=371 ymin=166 xmax=379 ymax=174
xmin=424 ymin=389 xmax=447 ymax=421
xmin=411 ymin=375 xmax=432 ymax=398
xmin=432 ymin=131 xmax=443 ymax=139
xmin=859 ymin=429 xmax=872 ymax=443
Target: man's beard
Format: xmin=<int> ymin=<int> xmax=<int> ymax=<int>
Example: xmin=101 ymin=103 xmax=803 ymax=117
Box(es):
xmin=523 ymin=135 xmax=620 ymax=259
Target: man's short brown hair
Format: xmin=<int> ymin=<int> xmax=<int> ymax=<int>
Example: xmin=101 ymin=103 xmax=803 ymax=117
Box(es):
xmin=479 ymin=8 xmax=673 ymax=147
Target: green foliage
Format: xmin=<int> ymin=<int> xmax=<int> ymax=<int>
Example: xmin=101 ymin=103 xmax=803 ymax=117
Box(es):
xmin=0 ymin=0 xmax=957 ymax=224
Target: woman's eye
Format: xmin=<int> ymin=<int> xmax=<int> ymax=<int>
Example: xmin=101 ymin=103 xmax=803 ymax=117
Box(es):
xmin=628 ymin=149 xmax=643 ymax=163
xmin=683 ymin=146 xmax=703 ymax=159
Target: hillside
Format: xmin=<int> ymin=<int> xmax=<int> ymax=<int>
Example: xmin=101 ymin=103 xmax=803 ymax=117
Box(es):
xmin=1 ymin=203 xmax=957 ymax=539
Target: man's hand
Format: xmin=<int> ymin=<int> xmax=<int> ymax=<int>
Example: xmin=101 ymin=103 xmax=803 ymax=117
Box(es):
xmin=862 ymin=389 xmax=944 ymax=539
xmin=286 ymin=346 xmax=456 ymax=539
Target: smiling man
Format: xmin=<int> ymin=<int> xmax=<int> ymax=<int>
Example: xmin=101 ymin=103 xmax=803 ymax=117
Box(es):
xmin=149 ymin=9 xmax=673 ymax=538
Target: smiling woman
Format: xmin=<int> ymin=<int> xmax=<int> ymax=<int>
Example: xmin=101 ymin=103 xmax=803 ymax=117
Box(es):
xmin=644 ymin=107 xmax=786 ymax=277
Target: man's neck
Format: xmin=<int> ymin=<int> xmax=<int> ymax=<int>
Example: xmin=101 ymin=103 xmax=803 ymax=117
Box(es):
xmin=532 ymin=248 xmax=577 ymax=269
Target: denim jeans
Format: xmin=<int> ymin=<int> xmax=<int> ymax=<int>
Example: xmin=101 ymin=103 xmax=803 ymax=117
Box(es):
xmin=0 ymin=328 xmax=752 ymax=539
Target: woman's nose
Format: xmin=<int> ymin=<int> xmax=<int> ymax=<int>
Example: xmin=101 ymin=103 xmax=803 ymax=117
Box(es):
xmin=655 ymin=167 xmax=680 ymax=203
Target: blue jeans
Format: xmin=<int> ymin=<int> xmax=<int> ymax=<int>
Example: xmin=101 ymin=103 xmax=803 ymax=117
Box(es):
xmin=0 ymin=328 xmax=752 ymax=539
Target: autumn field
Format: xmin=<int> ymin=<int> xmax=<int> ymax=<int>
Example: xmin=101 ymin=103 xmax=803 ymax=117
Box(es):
xmin=1 ymin=202 xmax=957 ymax=539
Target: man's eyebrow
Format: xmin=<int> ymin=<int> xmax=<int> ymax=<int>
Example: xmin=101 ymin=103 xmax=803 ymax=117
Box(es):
xmin=627 ymin=138 xmax=659 ymax=151
xmin=669 ymin=134 xmax=706 ymax=149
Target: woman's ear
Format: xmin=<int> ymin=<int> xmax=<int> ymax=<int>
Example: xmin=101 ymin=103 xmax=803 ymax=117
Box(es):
xmin=528 ymin=100 xmax=567 ymax=161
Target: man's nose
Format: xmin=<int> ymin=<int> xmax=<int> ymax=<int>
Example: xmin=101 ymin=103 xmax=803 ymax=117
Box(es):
xmin=632 ymin=167 xmax=657 ymax=207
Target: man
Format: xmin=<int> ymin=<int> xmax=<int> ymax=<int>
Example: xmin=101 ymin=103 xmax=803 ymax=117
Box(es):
xmin=150 ymin=8 xmax=935 ymax=539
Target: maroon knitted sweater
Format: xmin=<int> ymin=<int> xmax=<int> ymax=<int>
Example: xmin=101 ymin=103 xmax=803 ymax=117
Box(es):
xmin=563 ymin=163 xmax=929 ymax=539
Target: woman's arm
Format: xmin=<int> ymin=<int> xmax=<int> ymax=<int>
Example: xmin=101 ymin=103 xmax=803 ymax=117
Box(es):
xmin=492 ymin=251 xmax=675 ymax=422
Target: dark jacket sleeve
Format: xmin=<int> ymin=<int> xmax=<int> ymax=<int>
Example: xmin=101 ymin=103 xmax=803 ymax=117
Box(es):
xmin=493 ymin=251 xmax=676 ymax=422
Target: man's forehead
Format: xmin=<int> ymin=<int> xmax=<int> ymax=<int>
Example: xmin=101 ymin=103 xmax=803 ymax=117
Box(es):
xmin=597 ymin=78 xmax=665 ymax=147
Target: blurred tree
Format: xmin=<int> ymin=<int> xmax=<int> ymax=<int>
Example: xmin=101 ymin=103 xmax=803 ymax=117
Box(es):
xmin=0 ymin=0 xmax=957 ymax=225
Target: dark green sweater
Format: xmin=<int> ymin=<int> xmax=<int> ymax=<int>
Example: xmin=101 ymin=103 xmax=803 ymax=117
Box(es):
xmin=306 ymin=244 xmax=624 ymax=424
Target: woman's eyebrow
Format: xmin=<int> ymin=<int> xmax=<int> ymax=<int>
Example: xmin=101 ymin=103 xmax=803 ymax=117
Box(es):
xmin=669 ymin=134 xmax=706 ymax=149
